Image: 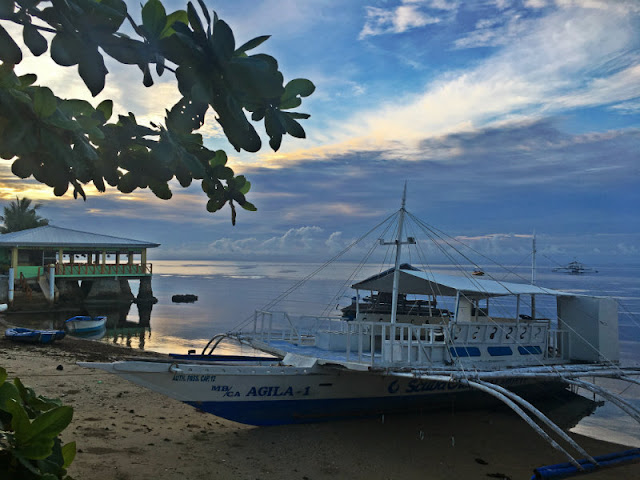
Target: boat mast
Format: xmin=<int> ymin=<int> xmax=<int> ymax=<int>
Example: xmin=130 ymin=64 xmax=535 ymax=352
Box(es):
xmin=380 ymin=184 xmax=415 ymax=324
xmin=531 ymin=230 xmax=536 ymax=319
xmin=532 ymin=230 xmax=537 ymax=285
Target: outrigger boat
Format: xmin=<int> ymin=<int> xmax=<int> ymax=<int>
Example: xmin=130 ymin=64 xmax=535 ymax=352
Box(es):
xmin=81 ymin=188 xmax=640 ymax=476
xmin=553 ymin=260 xmax=598 ymax=275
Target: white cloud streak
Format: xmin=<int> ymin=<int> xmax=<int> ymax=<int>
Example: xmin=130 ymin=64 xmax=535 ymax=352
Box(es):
xmin=282 ymin=5 xmax=640 ymax=164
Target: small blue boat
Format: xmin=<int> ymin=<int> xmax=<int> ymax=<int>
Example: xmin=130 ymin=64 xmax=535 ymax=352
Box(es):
xmin=5 ymin=328 xmax=66 ymax=344
xmin=65 ymin=315 xmax=107 ymax=334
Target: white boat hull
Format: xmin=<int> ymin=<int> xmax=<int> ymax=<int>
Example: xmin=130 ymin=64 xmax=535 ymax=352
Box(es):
xmin=82 ymin=360 xmax=565 ymax=425
xmin=65 ymin=316 xmax=106 ymax=334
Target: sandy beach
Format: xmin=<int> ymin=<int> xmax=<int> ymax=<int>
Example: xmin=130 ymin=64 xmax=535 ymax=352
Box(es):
xmin=1 ymin=328 xmax=638 ymax=480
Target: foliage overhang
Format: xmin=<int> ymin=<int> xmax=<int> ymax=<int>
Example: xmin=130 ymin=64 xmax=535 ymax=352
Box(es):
xmin=0 ymin=0 xmax=315 ymax=224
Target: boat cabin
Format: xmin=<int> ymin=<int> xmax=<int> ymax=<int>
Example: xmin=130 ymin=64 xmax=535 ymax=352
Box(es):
xmin=250 ymin=265 xmax=619 ymax=369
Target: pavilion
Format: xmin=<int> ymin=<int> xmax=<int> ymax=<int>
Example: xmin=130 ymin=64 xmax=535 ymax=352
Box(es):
xmin=0 ymin=225 xmax=160 ymax=306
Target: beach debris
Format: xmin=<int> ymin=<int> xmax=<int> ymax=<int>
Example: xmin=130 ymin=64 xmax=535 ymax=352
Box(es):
xmin=475 ymin=458 xmax=489 ymax=465
xmin=172 ymin=294 xmax=198 ymax=303
xmin=57 ymin=364 xmax=64 ymax=370
xmin=486 ymin=474 xmax=511 ymax=480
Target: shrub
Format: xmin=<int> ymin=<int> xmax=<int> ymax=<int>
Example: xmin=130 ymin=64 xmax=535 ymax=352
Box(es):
xmin=0 ymin=366 xmax=76 ymax=479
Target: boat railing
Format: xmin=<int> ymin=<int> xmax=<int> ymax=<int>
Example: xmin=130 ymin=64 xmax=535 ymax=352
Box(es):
xmin=252 ymin=310 xmax=343 ymax=345
xmin=547 ymin=328 xmax=570 ymax=360
xmin=251 ymin=311 xmax=567 ymax=368
xmin=252 ymin=311 xmax=449 ymax=367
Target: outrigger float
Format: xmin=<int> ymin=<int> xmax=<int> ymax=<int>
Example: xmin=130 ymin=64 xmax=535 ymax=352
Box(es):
xmin=82 ymin=188 xmax=640 ymax=478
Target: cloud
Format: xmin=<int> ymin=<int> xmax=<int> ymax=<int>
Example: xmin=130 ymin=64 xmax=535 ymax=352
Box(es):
xmin=173 ymin=226 xmax=340 ymax=259
xmin=360 ymin=3 xmax=442 ymax=39
xmin=259 ymin=5 xmax=640 ymax=168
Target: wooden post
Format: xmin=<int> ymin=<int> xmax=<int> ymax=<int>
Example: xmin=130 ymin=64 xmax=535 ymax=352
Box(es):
xmin=11 ymin=247 xmax=18 ymax=271
xmin=141 ymin=249 xmax=147 ymax=273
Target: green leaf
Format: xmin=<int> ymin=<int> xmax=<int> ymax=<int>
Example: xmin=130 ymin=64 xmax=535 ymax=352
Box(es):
xmin=50 ymin=33 xmax=81 ymax=67
xmin=234 ymin=35 xmax=270 ymax=56
xmin=141 ymin=63 xmax=153 ymax=87
xmin=211 ymin=18 xmax=235 ymax=62
xmin=227 ymin=56 xmax=284 ymax=100
xmin=62 ymin=441 xmax=76 ymax=469
xmin=287 ymin=112 xmax=311 ymax=120
xmin=23 ymin=24 xmax=48 ymax=57
xmin=118 ymin=171 xmax=139 ymax=193
xmin=18 ymin=73 xmax=37 ymax=87
xmin=281 ymin=112 xmax=305 ymax=138
xmin=33 ymin=87 xmax=58 ymax=118
xmin=240 ymin=200 xmax=256 ymax=211
xmin=142 ymin=0 xmax=167 ymax=38
xmin=0 ymin=366 xmax=6 ymax=385
xmin=166 ymin=97 xmax=207 ymax=133
xmin=187 ymin=2 xmax=205 ymax=37
xmin=60 ymin=99 xmax=94 ymax=117
xmin=239 ymin=179 xmax=251 ymax=195
xmin=279 ymin=96 xmax=301 ymax=110
xmin=0 ymin=378 xmax=21 ymax=411
xmin=206 ymin=197 xmax=225 ymax=212
xmin=97 ymin=99 xmax=113 ymax=121
xmin=53 ymin=183 xmax=69 ymax=196
xmin=212 ymin=165 xmax=233 ymax=180
xmin=149 ymin=179 xmax=172 ymax=199
xmin=0 ymin=24 xmax=23 ymax=64
xmin=11 ymin=157 xmax=34 ymax=178
xmin=100 ymin=36 xmax=149 ymax=65
xmin=208 ymin=149 xmax=227 ymax=167
xmin=160 ymin=10 xmax=188 ymax=38
xmin=78 ymin=48 xmax=108 ymax=96
xmin=265 ymin=108 xmax=285 ymax=137
xmin=280 ymin=78 xmax=315 ymax=107
xmin=4 ymin=398 xmax=31 ymax=441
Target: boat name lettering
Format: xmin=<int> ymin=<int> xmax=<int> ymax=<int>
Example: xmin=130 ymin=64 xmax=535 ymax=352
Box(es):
xmin=246 ymin=386 xmax=294 ymax=397
xmin=405 ymin=379 xmax=464 ymax=393
xmin=172 ymin=374 xmax=217 ymax=382
xmin=211 ymin=385 xmax=231 ymax=392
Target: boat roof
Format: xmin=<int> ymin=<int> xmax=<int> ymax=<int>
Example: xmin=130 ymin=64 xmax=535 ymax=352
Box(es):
xmin=352 ymin=265 xmax=573 ymax=298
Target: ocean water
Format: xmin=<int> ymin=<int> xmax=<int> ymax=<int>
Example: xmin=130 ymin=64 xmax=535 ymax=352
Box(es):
xmin=7 ymin=259 xmax=640 ymax=446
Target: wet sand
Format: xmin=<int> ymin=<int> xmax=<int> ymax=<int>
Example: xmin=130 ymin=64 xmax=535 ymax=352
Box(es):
xmin=1 ymin=331 xmax=638 ymax=480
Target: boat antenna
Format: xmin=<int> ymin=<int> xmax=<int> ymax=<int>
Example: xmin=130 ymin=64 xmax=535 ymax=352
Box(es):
xmin=380 ymin=182 xmax=415 ymax=324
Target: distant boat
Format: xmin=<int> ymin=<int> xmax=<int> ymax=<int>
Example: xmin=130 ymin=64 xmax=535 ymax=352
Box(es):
xmin=553 ymin=260 xmax=598 ymax=275
xmin=5 ymin=327 xmax=65 ymax=344
xmin=0 ymin=304 xmax=7 ymax=312
xmin=65 ymin=315 xmax=107 ymax=334
xmin=472 ymin=270 xmax=485 ymax=276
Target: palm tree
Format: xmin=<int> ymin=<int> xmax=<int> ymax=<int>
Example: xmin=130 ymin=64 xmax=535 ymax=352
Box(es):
xmin=0 ymin=197 xmax=50 ymax=234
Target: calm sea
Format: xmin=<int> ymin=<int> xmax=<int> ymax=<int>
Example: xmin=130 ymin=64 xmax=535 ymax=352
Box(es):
xmin=7 ymin=259 xmax=640 ymax=445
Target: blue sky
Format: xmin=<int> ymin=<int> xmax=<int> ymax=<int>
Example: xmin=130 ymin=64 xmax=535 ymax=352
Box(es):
xmin=1 ymin=0 xmax=639 ymax=265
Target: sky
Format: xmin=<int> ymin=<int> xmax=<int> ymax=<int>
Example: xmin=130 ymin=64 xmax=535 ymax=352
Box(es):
xmin=1 ymin=0 xmax=639 ymax=266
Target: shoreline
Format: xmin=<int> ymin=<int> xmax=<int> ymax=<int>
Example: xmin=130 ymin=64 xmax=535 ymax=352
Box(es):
xmin=1 ymin=324 xmax=638 ymax=479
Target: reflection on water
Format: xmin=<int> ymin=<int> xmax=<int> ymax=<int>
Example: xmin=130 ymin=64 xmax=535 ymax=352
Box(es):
xmin=68 ymin=326 xmax=107 ymax=341
xmin=5 ymin=299 xmax=153 ymax=350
